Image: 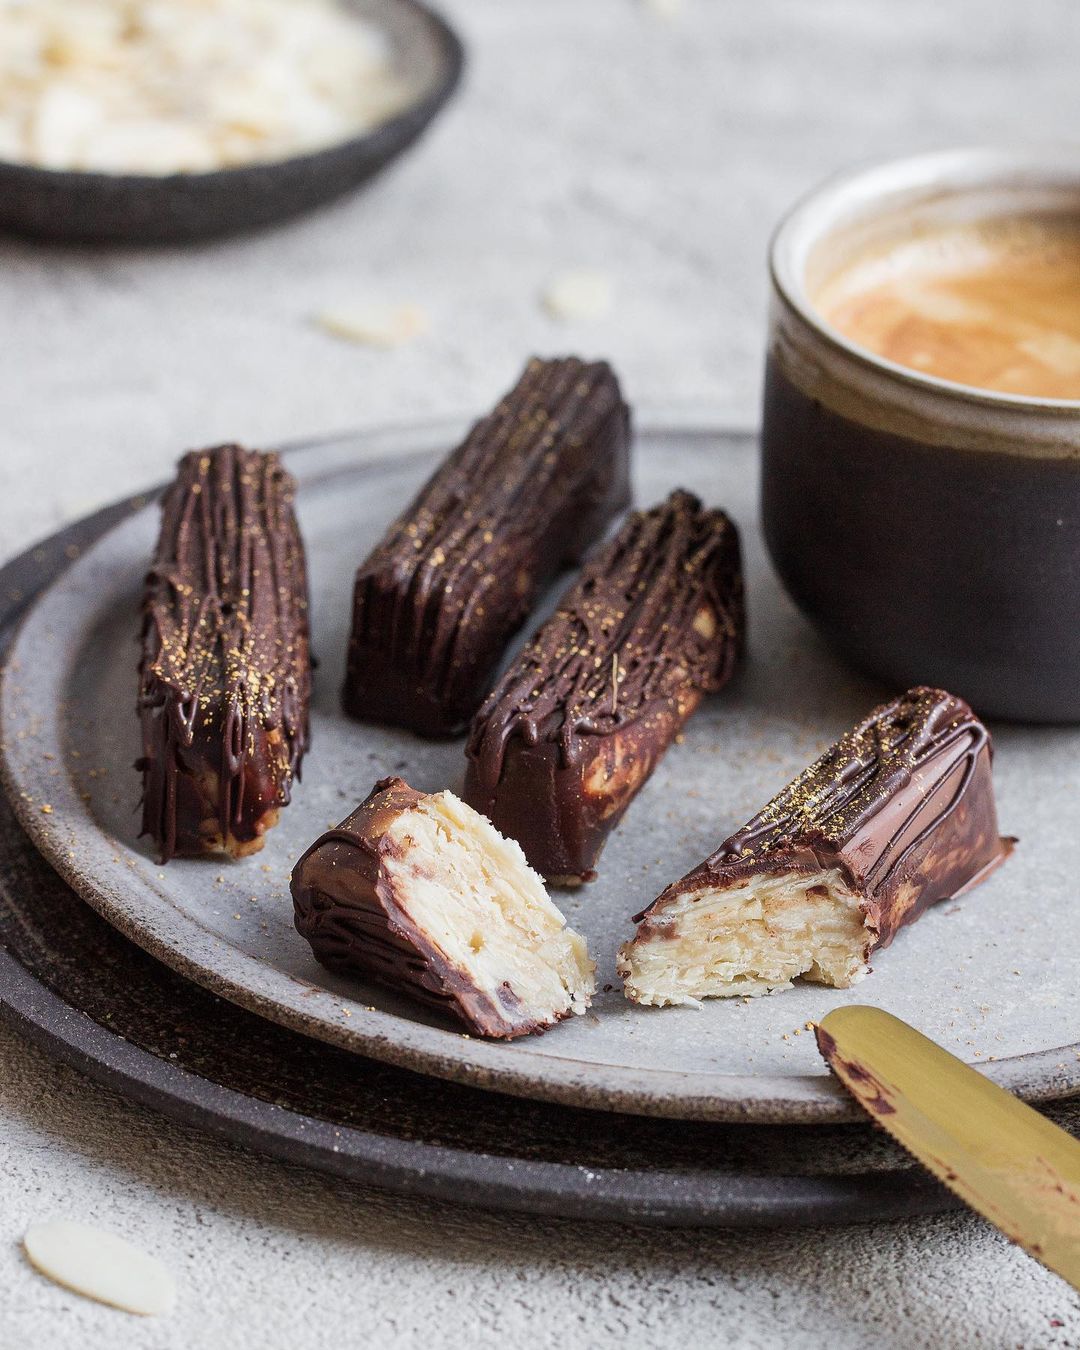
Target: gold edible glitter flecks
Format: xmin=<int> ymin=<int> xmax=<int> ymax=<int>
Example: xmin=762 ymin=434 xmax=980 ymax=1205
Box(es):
xmin=344 ymin=358 xmax=630 ymax=734
xmin=138 ymin=445 xmax=311 ymax=861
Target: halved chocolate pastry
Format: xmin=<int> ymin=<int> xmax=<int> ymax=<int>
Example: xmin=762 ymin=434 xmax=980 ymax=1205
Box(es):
xmin=619 ymin=688 xmax=1012 ymax=1005
xmin=291 ymin=778 xmax=595 ymax=1039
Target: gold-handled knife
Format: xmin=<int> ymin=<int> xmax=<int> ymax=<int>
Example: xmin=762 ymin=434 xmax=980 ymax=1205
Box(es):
xmin=816 ymin=1005 xmax=1080 ymax=1291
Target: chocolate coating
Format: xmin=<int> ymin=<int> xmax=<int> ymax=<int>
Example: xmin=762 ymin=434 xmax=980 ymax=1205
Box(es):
xmin=291 ymin=778 xmax=580 ymax=1039
xmin=465 ymin=490 xmax=745 ymax=883
xmin=632 ymin=687 xmax=1012 ymax=950
xmin=138 ymin=445 xmax=311 ymax=862
xmin=343 ymin=356 xmax=631 ymax=737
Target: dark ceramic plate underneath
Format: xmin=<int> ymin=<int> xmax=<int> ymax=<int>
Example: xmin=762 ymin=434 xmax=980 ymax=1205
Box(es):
xmin=2 ymin=488 xmax=1077 ymax=1228
xmin=0 ymin=0 xmax=463 ymax=244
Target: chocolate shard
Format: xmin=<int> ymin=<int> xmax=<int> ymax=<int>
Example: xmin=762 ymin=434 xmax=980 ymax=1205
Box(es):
xmin=618 ymin=687 xmax=1013 ymax=1005
xmin=291 ymin=777 xmax=596 ymax=1039
xmin=464 ymin=490 xmax=745 ymax=884
xmin=138 ymin=445 xmax=312 ymax=863
xmin=343 ymin=356 xmax=631 ymax=737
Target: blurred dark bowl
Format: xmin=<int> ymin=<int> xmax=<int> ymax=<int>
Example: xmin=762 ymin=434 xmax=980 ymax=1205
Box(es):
xmin=0 ymin=0 xmax=464 ymax=245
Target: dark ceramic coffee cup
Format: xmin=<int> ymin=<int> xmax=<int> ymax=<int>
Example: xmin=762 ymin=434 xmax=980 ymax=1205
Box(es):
xmin=762 ymin=147 xmax=1080 ymax=723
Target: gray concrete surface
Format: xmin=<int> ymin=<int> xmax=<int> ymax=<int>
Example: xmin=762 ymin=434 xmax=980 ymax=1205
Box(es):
xmin=2 ymin=1 xmax=1080 ymax=1344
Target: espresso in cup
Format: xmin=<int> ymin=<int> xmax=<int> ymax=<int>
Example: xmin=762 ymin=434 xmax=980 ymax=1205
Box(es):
xmin=763 ymin=149 xmax=1080 ymax=723
xmin=813 ymin=216 xmax=1080 ymax=400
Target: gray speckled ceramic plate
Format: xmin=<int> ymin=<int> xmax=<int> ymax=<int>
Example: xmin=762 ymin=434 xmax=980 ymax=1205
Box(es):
xmin=3 ymin=417 xmax=1080 ymax=1124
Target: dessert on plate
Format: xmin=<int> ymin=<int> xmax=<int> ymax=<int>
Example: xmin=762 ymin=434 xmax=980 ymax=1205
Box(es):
xmin=138 ymin=444 xmax=312 ymax=862
xmin=343 ymin=355 xmax=631 ymax=737
xmin=291 ymin=778 xmax=595 ymax=1039
xmin=619 ymin=687 xmax=1012 ymax=1005
xmin=465 ymin=489 xmax=744 ymax=884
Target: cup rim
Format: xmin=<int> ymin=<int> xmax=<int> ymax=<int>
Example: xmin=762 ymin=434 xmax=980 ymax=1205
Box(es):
xmin=769 ymin=144 xmax=1080 ymax=413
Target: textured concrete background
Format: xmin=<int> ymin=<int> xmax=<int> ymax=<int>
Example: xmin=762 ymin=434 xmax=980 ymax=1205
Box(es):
xmin=2 ymin=1 xmax=1080 ymax=1344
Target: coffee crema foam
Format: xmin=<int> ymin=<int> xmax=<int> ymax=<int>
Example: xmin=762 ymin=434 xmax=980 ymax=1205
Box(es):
xmin=813 ymin=216 xmax=1080 ymax=400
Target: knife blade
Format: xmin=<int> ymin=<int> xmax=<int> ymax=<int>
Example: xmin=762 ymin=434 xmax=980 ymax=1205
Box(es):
xmin=816 ymin=1005 xmax=1080 ymax=1291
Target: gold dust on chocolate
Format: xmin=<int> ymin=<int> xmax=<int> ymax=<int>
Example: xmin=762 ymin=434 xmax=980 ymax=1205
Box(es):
xmin=713 ymin=688 xmax=993 ymax=892
xmin=343 ymin=357 xmax=631 ymax=737
xmin=470 ymin=489 xmax=743 ymax=773
xmin=619 ymin=688 xmax=1012 ymax=1006
xmin=138 ymin=444 xmax=312 ymax=862
xmin=464 ymin=490 xmax=745 ymax=881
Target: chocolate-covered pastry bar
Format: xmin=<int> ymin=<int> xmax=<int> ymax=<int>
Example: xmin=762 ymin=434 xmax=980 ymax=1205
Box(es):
xmin=138 ymin=445 xmax=311 ymax=862
xmin=465 ymin=490 xmax=744 ymax=884
xmin=619 ymin=687 xmax=1012 ymax=1005
xmin=291 ymin=778 xmax=595 ymax=1039
xmin=343 ymin=356 xmax=631 ymax=737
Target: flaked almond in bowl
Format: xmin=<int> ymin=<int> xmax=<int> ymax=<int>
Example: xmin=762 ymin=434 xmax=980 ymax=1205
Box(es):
xmin=0 ymin=0 xmax=463 ymax=242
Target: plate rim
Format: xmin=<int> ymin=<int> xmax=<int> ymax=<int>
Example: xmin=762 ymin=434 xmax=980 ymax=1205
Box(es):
xmin=4 ymin=416 xmax=1080 ymax=1125
xmin=0 ymin=939 xmax=954 ymax=1229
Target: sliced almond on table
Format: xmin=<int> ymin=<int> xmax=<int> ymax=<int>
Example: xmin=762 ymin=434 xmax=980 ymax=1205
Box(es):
xmin=642 ymin=0 xmax=685 ymax=17
xmin=23 ymin=1218 xmax=177 ymax=1316
xmin=541 ymin=269 xmax=614 ymax=323
xmin=314 ymin=302 xmax=430 ymax=348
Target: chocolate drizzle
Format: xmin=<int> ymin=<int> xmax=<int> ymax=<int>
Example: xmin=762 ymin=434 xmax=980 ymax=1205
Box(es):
xmin=716 ymin=689 xmax=989 ymax=894
xmin=634 ymin=687 xmax=1012 ymax=949
xmin=465 ymin=490 xmax=744 ymax=882
xmin=138 ymin=445 xmax=311 ymax=862
xmin=343 ymin=356 xmax=631 ymax=737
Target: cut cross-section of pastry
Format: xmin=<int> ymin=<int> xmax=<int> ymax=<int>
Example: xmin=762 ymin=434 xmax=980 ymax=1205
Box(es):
xmin=138 ymin=444 xmax=312 ymax=863
xmin=618 ymin=687 xmax=1013 ymax=1006
xmin=465 ymin=490 xmax=744 ymax=884
xmin=291 ymin=778 xmax=596 ymax=1039
xmin=342 ymin=355 xmax=632 ymax=737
